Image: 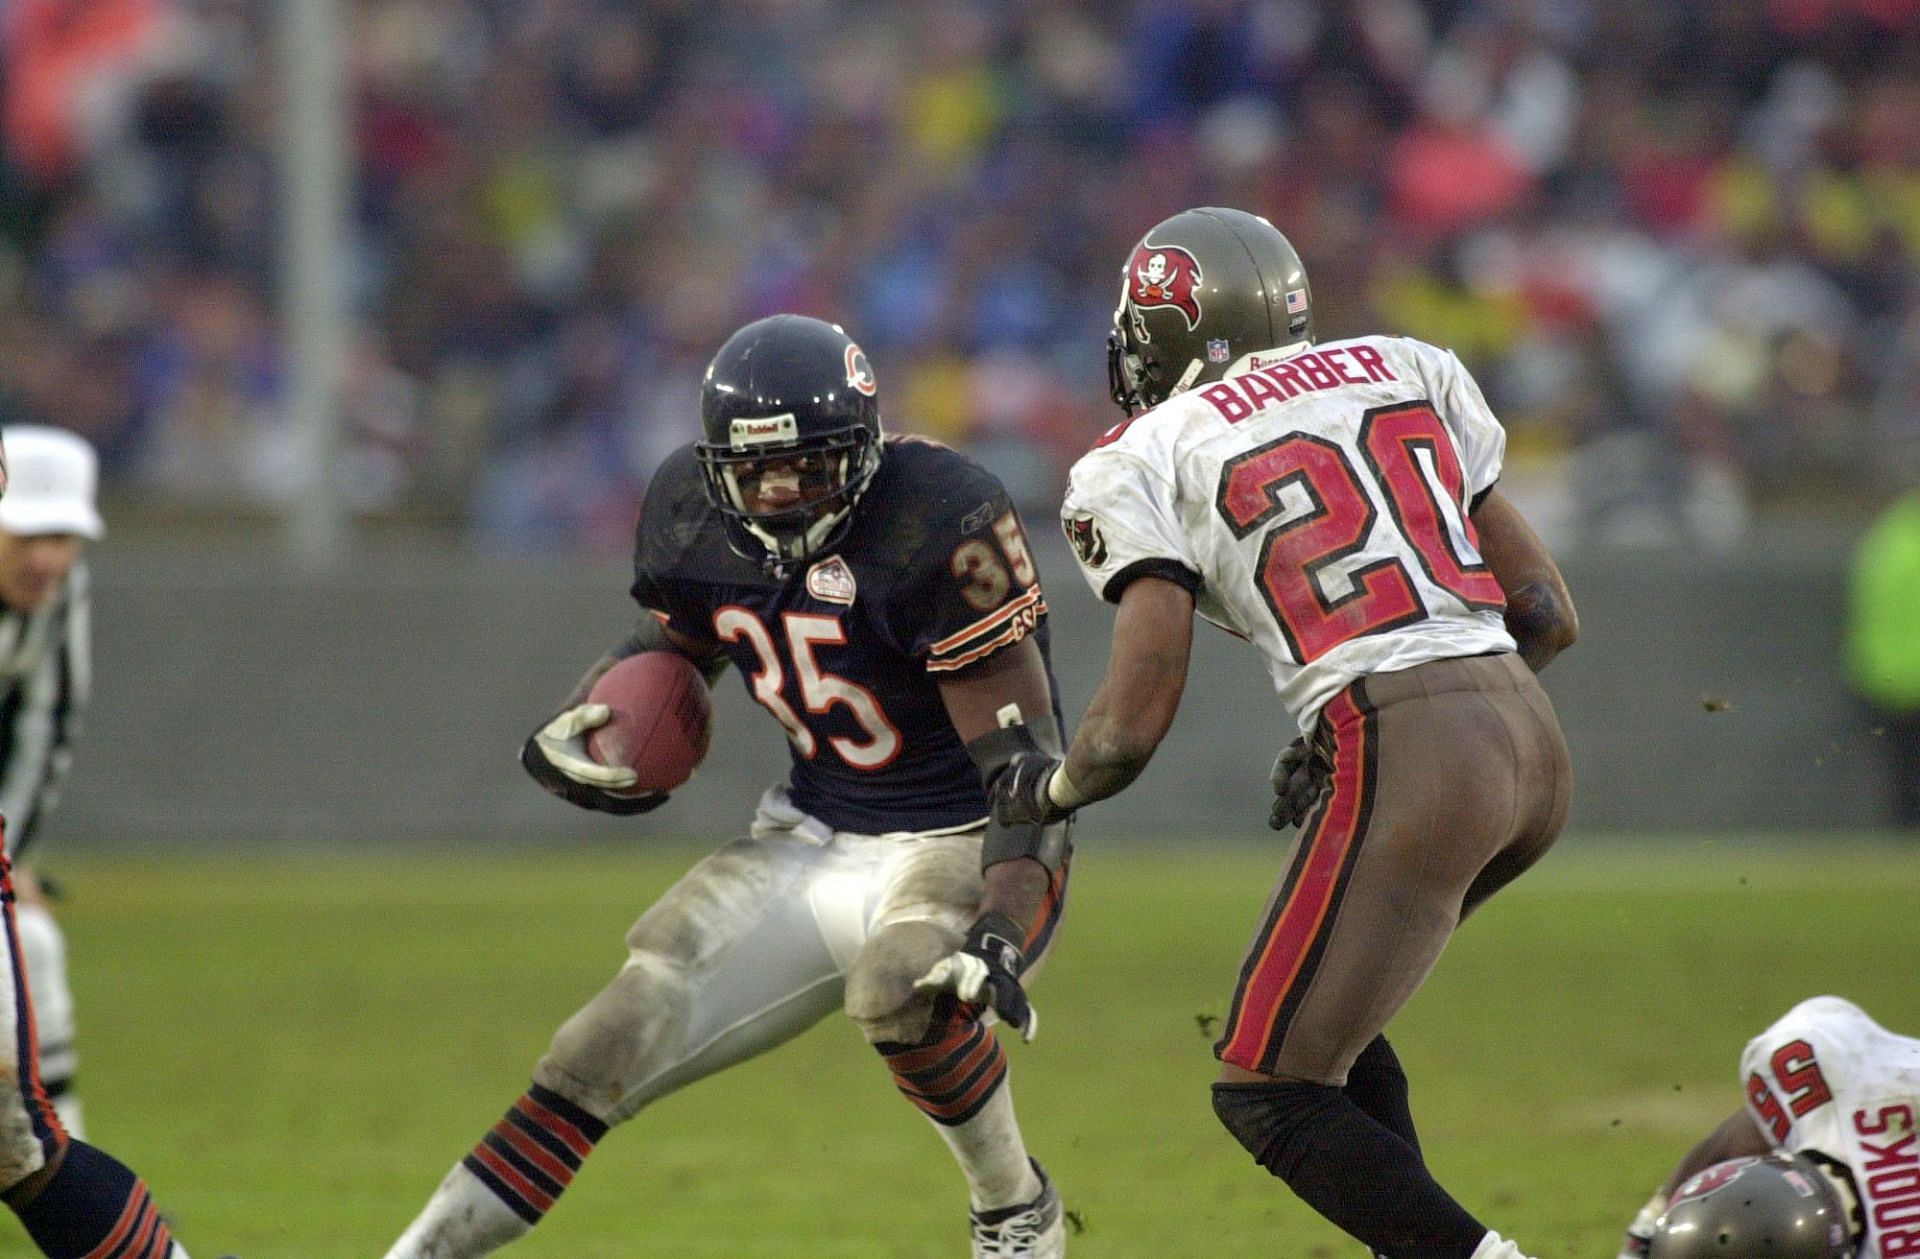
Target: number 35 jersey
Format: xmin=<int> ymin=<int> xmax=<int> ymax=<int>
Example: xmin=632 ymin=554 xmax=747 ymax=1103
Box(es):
xmin=631 ymin=436 xmax=1057 ymax=835
xmin=1740 ymin=996 xmax=1920 ymax=1259
xmin=1062 ymin=334 xmax=1516 ymax=736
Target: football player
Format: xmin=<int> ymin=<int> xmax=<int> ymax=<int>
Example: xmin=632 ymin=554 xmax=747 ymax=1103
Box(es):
xmin=1620 ymin=995 xmax=1920 ymax=1259
xmin=383 ymin=315 xmax=1073 ymax=1259
xmin=0 ymin=427 xmax=107 ymax=1140
xmin=0 ymin=429 xmax=207 ymax=1258
xmin=918 ymin=207 xmax=1578 ymax=1259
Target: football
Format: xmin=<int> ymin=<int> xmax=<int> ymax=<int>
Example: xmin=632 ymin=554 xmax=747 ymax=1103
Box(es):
xmin=585 ymin=651 xmax=714 ymax=794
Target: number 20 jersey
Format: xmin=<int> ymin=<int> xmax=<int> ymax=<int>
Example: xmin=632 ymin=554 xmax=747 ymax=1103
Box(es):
xmin=630 ymin=436 xmax=1057 ymax=836
xmin=1741 ymin=996 xmax=1920 ymax=1259
xmin=1061 ymin=334 xmax=1517 ymax=737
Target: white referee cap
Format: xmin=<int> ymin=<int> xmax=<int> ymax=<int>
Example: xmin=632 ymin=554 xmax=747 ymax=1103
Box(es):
xmin=0 ymin=426 xmax=105 ymax=541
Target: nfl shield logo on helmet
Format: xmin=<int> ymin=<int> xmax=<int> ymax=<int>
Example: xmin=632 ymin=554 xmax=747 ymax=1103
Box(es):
xmin=1206 ymin=338 xmax=1230 ymax=363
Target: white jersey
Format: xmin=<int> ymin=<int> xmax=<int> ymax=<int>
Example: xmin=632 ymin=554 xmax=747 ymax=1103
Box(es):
xmin=1740 ymin=996 xmax=1920 ymax=1259
xmin=1062 ymin=335 xmax=1516 ymax=735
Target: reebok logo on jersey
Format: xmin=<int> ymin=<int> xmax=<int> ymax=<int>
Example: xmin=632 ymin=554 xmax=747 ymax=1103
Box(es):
xmin=805 ymin=555 xmax=857 ymax=605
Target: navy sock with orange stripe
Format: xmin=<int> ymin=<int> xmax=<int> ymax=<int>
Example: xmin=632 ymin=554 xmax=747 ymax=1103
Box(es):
xmin=877 ymin=1005 xmax=1043 ymax=1211
xmin=7 ymin=1139 xmax=176 ymax=1259
xmin=876 ymin=1007 xmax=1009 ymax=1127
xmin=461 ymin=1083 xmax=610 ymax=1226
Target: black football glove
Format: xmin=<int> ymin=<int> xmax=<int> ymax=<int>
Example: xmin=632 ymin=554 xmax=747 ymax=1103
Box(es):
xmin=520 ymin=727 xmax=667 ymax=816
xmin=1268 ymin=730 xmax=1332 ymax=831
xmin=913 ymin=911 xmax=1038 ymax=1042
xmin=988 ymin=753 xmax=1073 ymax=828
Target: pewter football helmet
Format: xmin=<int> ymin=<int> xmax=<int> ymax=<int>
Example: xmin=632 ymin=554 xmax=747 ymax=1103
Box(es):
xmin=1650 ymin=1152 xmax=1856 ymax=1259
xmin=1107 ymin=206 xmax=1313 ymax=414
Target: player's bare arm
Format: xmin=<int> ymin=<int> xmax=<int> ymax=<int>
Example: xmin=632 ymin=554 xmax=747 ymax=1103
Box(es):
xmin=1470 ymin=489 xmax=1578 ymax=673
xmin=917 ymin=573 xmax=1195 ymax=1036
xmin=1664 ymin=1109 xmax=1772 ymax=1197
xmin=1052 ymin=575 xmax=1196 ymax=809
xmin=912 ymin=633 xmax=1073 ymax=1042
xmin=936 ymin=634 xmax=1059 ymax=933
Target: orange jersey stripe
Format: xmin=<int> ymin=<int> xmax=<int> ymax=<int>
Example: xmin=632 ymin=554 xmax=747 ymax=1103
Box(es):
xmin=927 ymin=586 xmax=1044 ymax=657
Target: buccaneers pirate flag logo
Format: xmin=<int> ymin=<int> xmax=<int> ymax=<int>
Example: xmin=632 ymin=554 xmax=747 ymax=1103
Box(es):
xmin=1127 ymin=243 xmax=1204 ymax=331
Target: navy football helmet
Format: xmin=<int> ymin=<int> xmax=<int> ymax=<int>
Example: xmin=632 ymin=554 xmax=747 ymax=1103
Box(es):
xmin=696 ymin=315 xmax=884 ymax=572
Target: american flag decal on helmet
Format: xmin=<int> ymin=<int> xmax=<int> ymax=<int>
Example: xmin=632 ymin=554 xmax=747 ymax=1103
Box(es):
xmin=1285 ymin=288 xmax=1308 ymax=314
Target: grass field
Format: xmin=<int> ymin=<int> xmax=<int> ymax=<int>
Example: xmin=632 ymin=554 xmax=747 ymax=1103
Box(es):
xmin=2 ymin=837 xmax=1915 ymax=1258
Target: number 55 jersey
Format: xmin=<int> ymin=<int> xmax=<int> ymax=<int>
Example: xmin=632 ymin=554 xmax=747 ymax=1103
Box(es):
xmin=1741 ymin=996 xmax=1920 ymax=1259
xmin=1061 ymin=334 xmax=1516 ymax=737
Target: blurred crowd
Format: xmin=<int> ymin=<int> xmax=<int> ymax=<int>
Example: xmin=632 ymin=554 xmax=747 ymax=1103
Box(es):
xmin=3 ymin=0 xmax=1920 ymax=551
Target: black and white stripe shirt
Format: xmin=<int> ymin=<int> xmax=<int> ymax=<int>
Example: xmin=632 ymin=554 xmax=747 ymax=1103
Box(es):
xmin=0 ymin=561 xmax=89 ymax=857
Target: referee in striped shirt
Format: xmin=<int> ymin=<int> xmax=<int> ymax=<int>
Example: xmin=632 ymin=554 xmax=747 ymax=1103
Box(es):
xmin=0 ymin=426 xmax=217 ymax=1259
xmin=0 ymin=426 xmax=103 ymax=1139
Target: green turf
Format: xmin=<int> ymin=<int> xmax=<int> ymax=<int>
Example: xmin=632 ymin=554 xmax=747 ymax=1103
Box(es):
xmin=2 ymin=838 xmax=1915 ymax=1258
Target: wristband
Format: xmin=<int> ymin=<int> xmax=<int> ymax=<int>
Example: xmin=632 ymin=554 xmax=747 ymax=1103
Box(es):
xmin=1047 ymin=765 xmax=1086 ymax=810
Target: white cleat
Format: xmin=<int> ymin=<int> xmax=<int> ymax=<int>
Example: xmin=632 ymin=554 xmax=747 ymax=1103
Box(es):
xmin=970 ymin=1161 xmax=1066 ymax=1259
xmin=1469 ymin=1232 xmax=1538 ymax=1259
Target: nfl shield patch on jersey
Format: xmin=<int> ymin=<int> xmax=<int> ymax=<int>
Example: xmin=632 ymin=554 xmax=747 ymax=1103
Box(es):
xmin=805 ymin=555 xmax=857 ymax=605
xmin=1064 ymin=515 xmax=1108 ymax=568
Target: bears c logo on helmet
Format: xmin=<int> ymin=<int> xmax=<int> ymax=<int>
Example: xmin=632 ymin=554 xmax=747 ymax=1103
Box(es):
xmin=1127 ymin=242 xmax=1204 ymax=332
xmin=845 ymin=343 xmax=877 ymax=397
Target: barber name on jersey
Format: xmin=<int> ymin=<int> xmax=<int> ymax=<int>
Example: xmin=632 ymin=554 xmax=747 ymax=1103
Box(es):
xmin=1063 ymin=334 xmax=1516 ymax=736
xmin=1190 ymin=343 xmax=1402 ymax=424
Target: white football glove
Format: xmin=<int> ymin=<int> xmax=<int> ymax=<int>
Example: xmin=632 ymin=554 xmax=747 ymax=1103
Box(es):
xmin=1618 ymin=1192 xmax=1668 ymax=1259
xmin=913 ymin=913 xmax=1039 ymax=1043
xmin=532 ymin=704 xmax=639 ymax=792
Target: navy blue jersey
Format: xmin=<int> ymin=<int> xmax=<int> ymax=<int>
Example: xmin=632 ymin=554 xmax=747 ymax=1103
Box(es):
xmin=631 ymin=436 xmax=1059 ymax=834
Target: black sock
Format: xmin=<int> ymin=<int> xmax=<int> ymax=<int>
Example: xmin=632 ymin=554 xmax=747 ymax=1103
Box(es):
xmin=1345 ymin=1034 xmax=1421 ymax=1157
xmin=8 ymin=1139 xmax=174 ymax=1258
xmin=1213 ymin=1080 xmax=1484 ymax=1259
